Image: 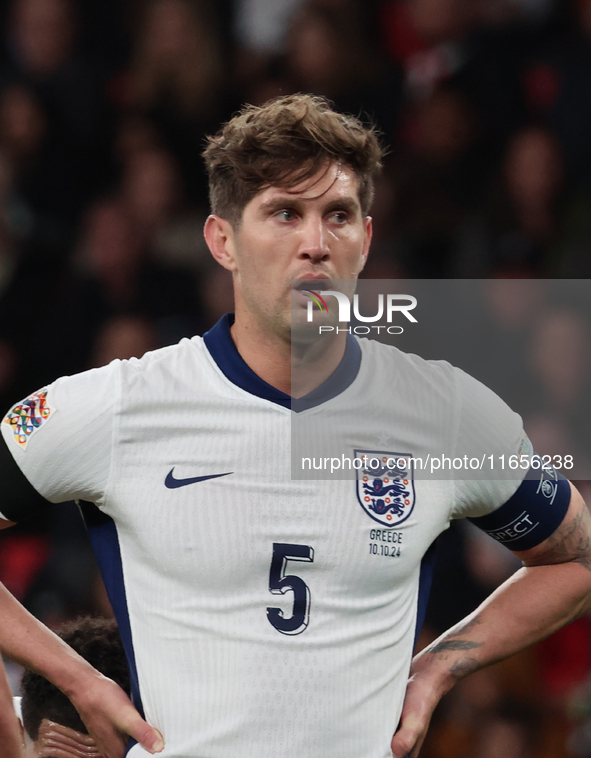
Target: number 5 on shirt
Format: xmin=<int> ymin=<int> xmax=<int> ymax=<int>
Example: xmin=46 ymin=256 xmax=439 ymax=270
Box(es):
xmin=267 ymin=543 xmax=314 ymax=635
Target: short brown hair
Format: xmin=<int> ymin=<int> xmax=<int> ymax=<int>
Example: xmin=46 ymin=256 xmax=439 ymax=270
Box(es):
xmin=203 ymin=94 xmax=384 ymax=225
xmin=21 ymin=617 xmax=129 ymax=740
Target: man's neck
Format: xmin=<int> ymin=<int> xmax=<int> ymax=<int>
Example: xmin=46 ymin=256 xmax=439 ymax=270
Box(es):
xmin=230 ymin=313 xmax=347 ymax=398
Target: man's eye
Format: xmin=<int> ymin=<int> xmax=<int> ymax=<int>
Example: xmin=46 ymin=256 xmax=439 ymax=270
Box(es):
xmin=276 ymin=210 xmax=296 ymax=222
xmin=329 ymin=211 xmax=348 ymax=224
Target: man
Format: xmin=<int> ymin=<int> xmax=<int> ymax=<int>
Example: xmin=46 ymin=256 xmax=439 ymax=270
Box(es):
xmin=1 ymin=658 xmax=24 ymax=758
xmin=18 ymin=616 xmax=129 ymax=758
xmin=0 ymin=94 xmax=590 ymax=758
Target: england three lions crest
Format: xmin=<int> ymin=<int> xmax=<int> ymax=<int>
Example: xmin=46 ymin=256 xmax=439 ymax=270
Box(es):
xmin=355 ymin=450 xmax=415 ymax=527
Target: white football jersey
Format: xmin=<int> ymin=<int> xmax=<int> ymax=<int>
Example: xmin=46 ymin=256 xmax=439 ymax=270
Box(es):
xmin=1 ymin=315 xmax=527 ymax=758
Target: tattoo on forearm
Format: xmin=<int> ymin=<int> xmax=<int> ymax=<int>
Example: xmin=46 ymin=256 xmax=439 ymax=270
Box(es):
xmin=449 ymin=657 xmax=480 ymax=679
xmin=426 ymin=616 xmax=483 ymax=664
xmin=429 ymin=640 xmax=484 ymax=654
xmin=530 ymin=501 xmax=591 ymax=573
xmin=446 ymin=617 xmax=482 ymax=638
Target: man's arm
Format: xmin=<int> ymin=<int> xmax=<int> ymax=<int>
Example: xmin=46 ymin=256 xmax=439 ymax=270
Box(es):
xmin=0 ymin=655 xmax=24 ymax=758
xmin=391 ymin=482 xmax=591 ymax=758
xmin=0 ymin=520 xmax=164 ymax=758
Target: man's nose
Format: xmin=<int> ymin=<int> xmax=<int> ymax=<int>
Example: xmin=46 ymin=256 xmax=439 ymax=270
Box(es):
xmin=297 ymin=216 xmax=330 ymax=261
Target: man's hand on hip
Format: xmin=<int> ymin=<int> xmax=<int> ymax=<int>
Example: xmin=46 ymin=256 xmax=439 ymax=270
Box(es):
xmin=66 ymin=673 xmax=164 ymax=758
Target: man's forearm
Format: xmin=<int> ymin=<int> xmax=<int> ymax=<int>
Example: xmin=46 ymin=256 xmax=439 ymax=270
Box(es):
xmin=413 ymin=560 xmax=591 ymax=694
xmin=390 ymin=561 xmax=591 ymax=758
xmin=0 ymin=581 xmax=100 ymax=699
xmin=392 ymin=486 xmax=591 ymax=758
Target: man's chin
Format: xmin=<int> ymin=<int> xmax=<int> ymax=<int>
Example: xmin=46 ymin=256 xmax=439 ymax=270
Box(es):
xmin=290 ymin=310 xmax=339 ymax=347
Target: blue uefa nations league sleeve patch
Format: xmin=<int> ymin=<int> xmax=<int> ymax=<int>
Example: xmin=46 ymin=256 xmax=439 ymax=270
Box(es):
xmin=468 ymin=456 xmax=571 ymax=551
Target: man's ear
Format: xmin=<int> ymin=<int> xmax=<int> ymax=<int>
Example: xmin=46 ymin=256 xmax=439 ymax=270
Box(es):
xmin=204 ymin=215 xmax=238 ymax=272
xmin=357 ymin=216 xmax=373 ymax=274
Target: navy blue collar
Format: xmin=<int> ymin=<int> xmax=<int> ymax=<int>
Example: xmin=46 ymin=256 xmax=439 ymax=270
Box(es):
xmin=203 ymin=313 xmax=361 ymax=411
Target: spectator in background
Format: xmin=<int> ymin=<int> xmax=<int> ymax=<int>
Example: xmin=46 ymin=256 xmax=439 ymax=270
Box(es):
xmin=232 ymin=0 xmax=303 ymax=99
xmin=529 ymin=309 xmax=591 ymax=415
xmin=0 ymin=83 xmax=52 ymax=251
xmin=454 ymin=278 xmax=546 ymax=406
xmin=0 ymin=85 xmax=45 ymax=177
xmin=234 ymin=0 xmax=303 ymax=60
xmin=525 ymin=308 xmax=591 ymax=477
xmin=129 ymin=0 xmax=223 ymax=123
xmin=524 ymin=0 xmax=591 ymax=194
xmin=120 ymin=146 xmax=181 ymax=248
xmin=117 ymin=143 xmax=210 ymax=298
xmin=497 ymin=126 xmax=564 ymax=273
xmin=110 ymin=117 xmax=211 ymax=275
xmin=7 ymin=0 xmax=75 ymax=79
xmin=381 ymin=0 xmax=475 ymax=100
xmin=2 ymin=0 xmax=113 ymax=243
xmin=113 ymin=114 xmax=161 ymax=167
xmin=391 ymin=87 xmax=484 ymax=276
xmin=380 ymin=0 xmax=532 ymax=148
xmin=465 ymin=125 xmax=574 ymax=276
xmin=90 ymin=315 xmax=159 ymax=369
xmin=499 ymin=126 xmax=567 ymax=273
xmin=34 ymin=188 xmax=199 ymax=380
xmin=68 ymin=201 xmax=144 ymax=319
xmin=123 ymin=0 xmax=227 ymax=204
xmin=283 ymin=2 xmax=401 ymax=138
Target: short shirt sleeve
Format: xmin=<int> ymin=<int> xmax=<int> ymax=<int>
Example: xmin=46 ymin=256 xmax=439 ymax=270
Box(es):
xmin=450 ymin=367 xmax=531 ymax=520
xmin=1 ymin=361 xmax=121 ymax=506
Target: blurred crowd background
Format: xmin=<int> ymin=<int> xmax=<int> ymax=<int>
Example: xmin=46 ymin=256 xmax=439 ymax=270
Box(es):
xmin=0 ymin=0 xmax=591 ymax=756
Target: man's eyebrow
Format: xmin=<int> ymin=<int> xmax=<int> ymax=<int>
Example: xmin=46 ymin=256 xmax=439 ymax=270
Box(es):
xmin=322 ymin=197 xmax=360 ymax=213
xmin=258 ymin=195 xmax=360 ymax=214
xmin=258 ymin=195 xmax=304 ymax=213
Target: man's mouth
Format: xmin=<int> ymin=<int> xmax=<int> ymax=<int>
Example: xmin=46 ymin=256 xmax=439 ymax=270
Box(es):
xmin=292 ymin=278 xmax=332 ymax=292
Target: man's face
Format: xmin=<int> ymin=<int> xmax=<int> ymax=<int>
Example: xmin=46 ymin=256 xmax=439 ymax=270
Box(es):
xmin=224 ymin=162 xmax=372 ymax=340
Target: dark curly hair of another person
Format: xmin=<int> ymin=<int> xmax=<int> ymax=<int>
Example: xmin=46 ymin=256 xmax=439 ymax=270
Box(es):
xmin=203 ymin=93 xmax=384 ymax=227
xmin=21 ymin=616 xmax=130 ymax=741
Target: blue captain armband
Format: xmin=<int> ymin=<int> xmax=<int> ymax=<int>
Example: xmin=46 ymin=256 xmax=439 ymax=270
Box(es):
xmin=468 ymin=456 xmax=571 ymax=552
